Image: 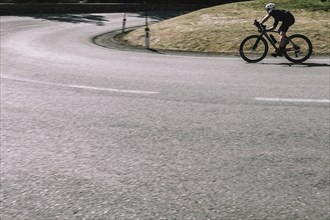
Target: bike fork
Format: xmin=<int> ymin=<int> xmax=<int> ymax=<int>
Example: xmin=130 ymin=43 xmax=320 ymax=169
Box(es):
xmin=252 ymin=35 xmax=263 ymax=50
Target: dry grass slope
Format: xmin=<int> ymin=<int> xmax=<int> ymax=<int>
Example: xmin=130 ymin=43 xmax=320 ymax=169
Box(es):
xmin=119 ymin=1 xmax=330 ymax=55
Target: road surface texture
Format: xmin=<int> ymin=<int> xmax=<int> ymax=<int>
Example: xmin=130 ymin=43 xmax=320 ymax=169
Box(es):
xmin=1 ymin=14 xmax=330 ymax=220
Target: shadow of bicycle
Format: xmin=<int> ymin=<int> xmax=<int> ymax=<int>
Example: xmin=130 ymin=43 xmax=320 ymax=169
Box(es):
xmin=262 ymin=62 xmax=330 ymax=68
xmin=283 ymin=62 xmax=330 ymax=67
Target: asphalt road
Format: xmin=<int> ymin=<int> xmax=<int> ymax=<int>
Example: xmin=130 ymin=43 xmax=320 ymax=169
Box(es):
xmin=1 ymin=14 xmax=329 ymax=220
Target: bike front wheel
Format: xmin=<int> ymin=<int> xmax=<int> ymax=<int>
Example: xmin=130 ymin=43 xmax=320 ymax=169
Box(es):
xmin=239 ymin=35 xmax=268 ymax=63
xmin=284 ymin=34 xmax=313 ymax=63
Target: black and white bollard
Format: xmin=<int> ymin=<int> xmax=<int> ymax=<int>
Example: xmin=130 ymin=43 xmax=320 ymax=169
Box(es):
xmin=144 ymin=2 xmax=150 ymax=49
xmin=144 ymin=10 xmax=150 ymax=49
xmin=122 ymin=12 xmax=127 ymax=33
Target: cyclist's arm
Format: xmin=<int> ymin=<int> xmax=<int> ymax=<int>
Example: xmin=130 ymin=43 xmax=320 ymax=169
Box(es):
xmin=261 ymin=14 xmax=278 ymax=31
xmin=260 ymin=14 xmax=271 ymax=24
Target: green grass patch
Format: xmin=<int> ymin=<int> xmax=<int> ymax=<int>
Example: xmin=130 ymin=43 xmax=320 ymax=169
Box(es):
xmin=250 ymin=0 xmax=330 ymax=11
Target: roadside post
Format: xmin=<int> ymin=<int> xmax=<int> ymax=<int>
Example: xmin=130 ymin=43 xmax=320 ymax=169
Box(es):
xmin=144 ymin=2 xmax=150 ymax=49
xmin=122 ymin=12 xmax=127 ymax=33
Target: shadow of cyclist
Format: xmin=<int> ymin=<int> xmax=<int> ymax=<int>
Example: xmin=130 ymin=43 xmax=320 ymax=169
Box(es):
xmin=262 ymin=62 xmax=330 ymax=67
xmin=282 ymin=62 xmax=330 ymax=67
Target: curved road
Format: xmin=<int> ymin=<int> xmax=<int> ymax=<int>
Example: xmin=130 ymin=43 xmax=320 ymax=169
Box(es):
xmin=1 ymin=14 xmax=329 ymax=219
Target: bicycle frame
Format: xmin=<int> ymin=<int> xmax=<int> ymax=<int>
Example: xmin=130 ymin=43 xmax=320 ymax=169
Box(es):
xmin=255 ymin=21 xmax=297 ymax=55
xmin=255 ymin=23 xmax=278 ymax=52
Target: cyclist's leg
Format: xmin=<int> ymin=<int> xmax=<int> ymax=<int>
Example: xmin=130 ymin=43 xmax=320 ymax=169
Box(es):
xmin=279 ymin=17 xmax=294 ymax=48
xmin=279 ymin=30 xmax=287 ymax=48
xmin=272 ymin=15 xmax=294 ymax=57
xmin=271 ymin=26 xmax=286 ymax=57
xmin=274 ymin=23 xmax=291 ymax=56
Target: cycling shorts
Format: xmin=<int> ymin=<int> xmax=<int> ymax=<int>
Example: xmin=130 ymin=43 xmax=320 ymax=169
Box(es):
xmin=279 ymin=13 xmax=295 ymax=32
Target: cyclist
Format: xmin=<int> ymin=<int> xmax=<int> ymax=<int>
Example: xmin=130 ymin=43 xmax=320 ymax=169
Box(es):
xmin=260 ymin=3 xmax=295 ymax=57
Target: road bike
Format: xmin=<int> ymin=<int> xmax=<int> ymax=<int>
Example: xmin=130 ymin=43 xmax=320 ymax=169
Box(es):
xmin=239 ymin=20 xmax=313 ymax=63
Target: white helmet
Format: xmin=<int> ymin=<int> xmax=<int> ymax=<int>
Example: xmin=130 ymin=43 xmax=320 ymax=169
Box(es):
xmin=265 ymin=3 xmax=276 ymax=11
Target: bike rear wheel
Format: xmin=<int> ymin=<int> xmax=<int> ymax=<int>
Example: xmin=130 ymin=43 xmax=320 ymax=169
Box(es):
xmin=283 ymin=34 xmax=313 ymax=63
xmin=239 ymin=35 xmax=268 ymax=63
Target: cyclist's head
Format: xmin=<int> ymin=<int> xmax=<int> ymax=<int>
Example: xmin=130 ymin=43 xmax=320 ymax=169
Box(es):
xmin=265 ymin=3 xmax=276 ymax=12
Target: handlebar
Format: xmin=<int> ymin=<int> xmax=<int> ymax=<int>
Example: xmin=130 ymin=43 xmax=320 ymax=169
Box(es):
xmin=254 ymin=20 xmax=266 ymax=33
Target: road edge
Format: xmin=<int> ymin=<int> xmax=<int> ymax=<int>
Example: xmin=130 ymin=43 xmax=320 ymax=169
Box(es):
xmin=92 ymin=27 xmax=239 ymax=57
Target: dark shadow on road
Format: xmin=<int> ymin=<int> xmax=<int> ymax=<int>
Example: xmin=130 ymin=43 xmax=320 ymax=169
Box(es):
xmin=147 ymin=48 xmax=164 ymax=54
xmin=19 ymin=11 xmax=185 ymax=25
xmin=261 ymin=62 xmax=330 ymax=68
xmin=280 ymin=62 xmax=330 ymax=67
xmin=20 ymin=14 xmax=109 ymax=25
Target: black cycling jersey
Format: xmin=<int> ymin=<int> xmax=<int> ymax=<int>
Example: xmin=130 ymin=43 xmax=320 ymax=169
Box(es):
xmin=268 ymin=9 xmax=295 ymax=32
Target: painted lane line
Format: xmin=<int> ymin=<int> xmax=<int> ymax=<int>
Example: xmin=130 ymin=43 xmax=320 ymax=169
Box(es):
xmin=66 ymin=84 xmax=159 ymax=94
xmin=255 ymin=97 xmax=330 ymax=103
xmin=1 ymin=75 xmax=159 ymax=95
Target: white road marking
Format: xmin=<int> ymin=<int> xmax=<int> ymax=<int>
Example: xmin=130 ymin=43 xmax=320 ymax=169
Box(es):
xmin=1 ymin=75 xmax=159 ymax=95
xmin=256 ymin=97 xmax=330 ymax=103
